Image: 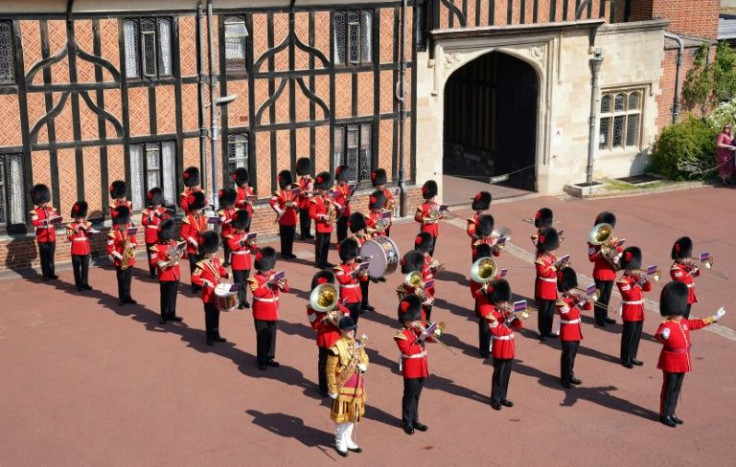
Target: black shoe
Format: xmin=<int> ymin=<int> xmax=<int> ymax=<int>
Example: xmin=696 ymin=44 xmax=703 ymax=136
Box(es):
xmin=49 ymin=274 xmax=59 ymax=280
xmin=214 ymin=336 xmax=227 ymax=343
xmin=501 ymin=399 xmax=514 ymax=407
xmin=403 ymin=425 xmax=415 ymax=435
xmin=335 ymin=447 xmax=348 ymax=457
xmin=632 ymin=359 xmax=644 ymax=366
xmin=378 ymin=277 xmax=387 ymax=283
xmin=159 ymin=318 xmax=168 ymax=325
xmin=242 ymin=301 xmax=250 ymax=309
xmin=170 ymin=316 xmax=183 ymax=322
xmin=82 ymin=284 xmax=93 ymax=291
xmin=604 ymin=317 xmax=616 ymax=324
xmin=538 ymin=334 xmax=546 ymax=342
xmin=223 ymin=262 xmax=230 ymax=268
xmin=347 ymin=446 xmax=362 ymax=453
xmin=325 ymin=262 xmax=335 ymax=268
xmin=561 ymin=380 xmax=573 ymax=389
xmin=545 ymin=333 xmax=558 ymax=339
xmin=267 ymin=359 xmax=280 ymax=367
xmin=480 ymin=353 xmax=491 ymax=359
xmin=238 ymin=304 xmax=245 ymax=310
xmin=622 ymin=361 xmax=634 ymax=369
xmin=77 ymin=286 xmax=84 ymax=292
xmin=671 ymin=415 xmax=684 ymax=425
xmin=413 ymin=422 xmax=428 ymax=432
xmin=570 ymin=378 xmax=583 ymax=385
xmin=288 ymin=254 xmax=297 ymax=259
xmin=191 ymin=286 xmax=202 ymax=293
xmin=118 ymin=300 xmax=126 ymax=306
xmin=659 ymin=416 xmax=677 ymax=427
xmin=595 ymin=321 xmax=607 ymax=327
xmin=207 ymin=339 xmax=214 ymax=346
xmin=43 ymin=276 xmax=49 ymax=282
xmin=125 ymin=298 xmax=137 ymax=305
xmin=258 ymin=364 xmax=267 ymax=371
xmin=319 ymin=390 xmax=329 ymax=398
xmin=490 ymin=402 xmax=502 ymax=411
xmin=363 ymin=304 xmax=375 ymax=312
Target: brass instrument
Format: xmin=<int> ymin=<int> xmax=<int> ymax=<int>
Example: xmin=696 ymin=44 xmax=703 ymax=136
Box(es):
xmin=120 ymin=239 xmax=136 ymax=270
xmin=588 ymin=223 xmax=621 ymax=270
xmin=496 ymin=302 xmax=531 ymax=321
xmin=686 ymin=255 xmax=714 ymax=270
xmin=574 ymin=287 xmax=600 ymax=302
xmin=325 ymin=197 xmax=338 ymax=224
xmin=490 ymin=226 xmax=512 ymax=250
xmin=404 ymin=271 xmax=429 ymax=301
xmin=161 ymin=242 xmax=186 ymax=269
xmin=309 ymin=283 xmax=341 ymax=327
xmin=634 ymin=267 xmax=661 ymax=283
xmin=413 ymin=321 xmax=455 ymax=354
xmin=470 ymin=257 xmax=497 ymax=286
xmin=429 ymin=259 xmax=445 ymax=274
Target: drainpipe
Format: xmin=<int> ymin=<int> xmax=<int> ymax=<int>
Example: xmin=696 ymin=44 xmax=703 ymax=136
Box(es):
xmin=396 ymin=0 xmax=408 ymax=216
xmin=665 ymin=32 xmax=684 ymax=125
xmin=197 ymin=2 xmax=208 ymax=195
xmin=207 ymin=0 xmax=218 ymax=209
xmin=586 ymin=52 xmax=604 ymax=185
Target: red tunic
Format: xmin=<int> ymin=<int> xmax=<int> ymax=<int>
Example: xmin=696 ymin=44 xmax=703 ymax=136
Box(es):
xmin=382 ymin=187 xmax=395 ymax=219
xmin=249 ymin=271 xmax=289 ymax=321
xmin=616 ymin=273 xmax=652 ymax=322
xmin=149 ymin=241 xmax=182 ymax=282
xmin=421 ymin=253 xmax=437 ymax=297
xmin=466 ymin=213 xmax=480 ymax=241
xmin=180 ymin=213 xmax=208 ymax=256
xmin=556 ymin=294 xmax=592 ymax=342
xmin=332 ymin=183 xmax=352 ymax=219
xmin=235 ymin=185 xmax=255 ymax=218
xmin=414 ymin=201 xmax=440 ymax=237
xmin=31 ymin=206 xmax=60 ymax=243
xmin=488 ymin=310 xmax=522 ymax=359
xmin=535 ymin=253 xmax=558 ymax=300
xmin=309 ymin=196 xmax=334 ymax=234
xmin=307 ymin=304 xmax=350 ymax=348
xmin=366 ymin=210 xmax=390 ymax=237
xmin=180 ymin=188 xmax=204 ymax=216
xmin=218 ymin=207 xmax=236 ymax=239
xmin=141 ymin=207 xmax=169 ymax=244
xmin=588 ymin=242 xmax=622 ymax=281
xmin=334 ymin=263 xmax=367 ymax=304
xmin=670 ymin=262 xmax=699 ymax=304
xmin=470 ymin=280 xmax=493 ymax=318
xmin=67 ymin=221 xmax=93 ymax=256
xmin=395 ymin=327 xmax=429 ymax=379
xmin=655 ymin=318 xmax=710 ymax=373
xmin=471 ymin=237 xmax=501 ymax=260
xmin=191 ymin=258 xmax=229 ymax=304
xmin=106 ymin=225 xmax=137 ymax=268
xmin=269 ymin=188 xmax=299 ymax=226
xmin=226 ymin=232 xmax=255 ymax=271
xmin=297 ymin=176 xmax=314 ymax=210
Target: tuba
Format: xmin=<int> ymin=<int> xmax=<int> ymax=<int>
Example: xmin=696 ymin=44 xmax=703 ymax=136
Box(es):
xmin=470 ymin=257 xmax=497 ymax=284
xmin=588 ymin=223 xmax=620 ymax=269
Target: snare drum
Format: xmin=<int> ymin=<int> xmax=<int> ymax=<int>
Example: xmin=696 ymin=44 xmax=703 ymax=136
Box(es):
xmin=215 ymin=283 xmax=237 ymax=311
xmin=360 ymin=236 xmax=400 ymax=279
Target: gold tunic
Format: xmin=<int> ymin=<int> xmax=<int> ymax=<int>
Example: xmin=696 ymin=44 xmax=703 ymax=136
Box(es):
xmin=326 ymin=335 xmax=369 ymax=423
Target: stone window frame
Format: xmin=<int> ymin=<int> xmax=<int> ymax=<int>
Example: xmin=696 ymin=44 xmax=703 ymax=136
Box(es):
xmin=129 ymin=141 xmax=177 ymax=211
xmin=333 ymin=122 xmax=373 ymax=185
xmin=598 ymin=88 xmax=644 ymax=151
xmin=123 ymin=17 xmax=173 ymax=80
xmin=333 ymin=10 xmax=373 ymax=66
xmin=0 ymin=20 xmax=15 ymax=85
xmin=0 ymin=153 xmax=26 ymax=230
xmin=224 ymin=15 xmax=249 ymax=72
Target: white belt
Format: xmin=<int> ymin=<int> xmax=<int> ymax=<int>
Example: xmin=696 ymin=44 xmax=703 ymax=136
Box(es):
xmin=622 ymin=300 xmax=643 ymax=305
xmin=686 ymin=284 xmax=693 ymax=288
xmin=231 ymin=251 xmax=250 ymax=255
xmin=340 ymin=284 xmax=360 ymax=289
xmin=539 ymin=277 xmax=557 ymax=283
xmin=560 ymin=319 xmax=581 ymax=325
xmin=146 ymin=225 xmax=158 ymax=229
xmin=254 ymin=296 xmax=279 ymax=303
xmin=401 ymin=351 xmax=427 ymax=359
xmin=73 ymin=238 xmax=89 ymax=242
xmin=493 ymin=334 xmax=515 ymax=341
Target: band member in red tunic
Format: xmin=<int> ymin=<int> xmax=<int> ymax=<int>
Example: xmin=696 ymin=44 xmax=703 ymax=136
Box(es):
xmin=307 ymin=270 xmax=350 ymax=397
xmin=370 ymin=168 xmax=394 ymax=237
xmin=180 ymin=166 xmax=203 ymax=216
xmin=617 ymin=247 xmax=653 ymax=368
xmin=535 ymin=227 xmax=560 ymax=340
xmin=670 ymin=236 xmax=700 ymax=320
xmin=309 ymin=171 xmax=335 ymax=269
xmin=588 ymin=211 xmax=622 ymax=327
xmin=414 ymin=232 xmax=440 ymax=322
xmin=249 ymin=247 xmax=289 ymax=370
xmin=30 ymin=184 xmax=60 ymax=281
xmin=67 ymin=201 xmax=93 ymax=291
xmin=556 ymin=267 xmax=593 ymax=388
xmin=180 ymin=191 xmax=208 ymax=292
xmin=471 ymin=214 xmax=501 ymax=263
xmin=348 ymin=212 xmax=375 ymax=312
xmin=150 ymin=219 xmax=182 ymax=325
xmin=296 ymin=157 xmax=315 ymax=241
xmin=531 ymin=207 xmax=553 ymax=247
xmin=191 ymin=231 xmax=229 ymax=346
xmin=365 ymin=190 xmax=390 ymax=240
xmin=333 ymin=165 xmax=353 ymax=244
xmin=232 ymin=167 xmax=255 ymax=220
xmin=655 ymin=281 xmax=726 ymax=427
xmin=107 ymin=206 xmax=137 ymax=306
xmin=395 ymin=294 xmax=434 ymax=435
xmin=226 ymin=209 xmax=256 ymax=309
xmin=396 ymin=250 xmax=432 ymax=322
xmin=487 ymin=279 xmax=522 ymax=410
xmin=141 ymin=188 xmax=170 ymax=277
xmin=335 ymin=238 xmax=369 ymax=325
xmin=270 ymin=169 xmax=299 ymax=259
xmin=218 ymin=188 xmax=237 ymax=267
xmin=108 ymin=180 xmax=132 ymax=218
xmin=470 ymin=243 xmax=495 ymax=358
xmin=467 ymin=191 xmax=491 ymax=261
xmin=414 ymin=180 xmax=441 ymax=256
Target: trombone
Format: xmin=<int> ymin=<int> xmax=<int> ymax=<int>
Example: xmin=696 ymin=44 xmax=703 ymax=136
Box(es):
xmin=412 ymin=321 xmax=456 ymax=355
xmin=686 ymin=254 xmax=714 ymax=270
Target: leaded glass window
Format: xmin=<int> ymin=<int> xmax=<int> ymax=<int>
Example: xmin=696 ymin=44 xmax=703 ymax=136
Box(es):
xmin=123 ymin=17 xmax=173 ymax=79
xmin=225 ymin=16 xmax=248 ymax=71
xmin=0 ymin=154 xmax=25 ymax=227
xmin=157 ymin=18 xmax=172 ymax=76
xmin=0 ymin=21 xmax=15 ymax=85
xmin=333 ymin=123 xmax=373 ymax=184
xmin=599 ymin=89 xmax=643 ymax=151
xmin=333 ymin=13 xmax=346 ymax=65
xmin=123 ymin=20 xmax=140 ymax=79
xmin=227 ymin=133 xmax=249 ymax=179
xmin=333 ymin=10 xmax=372 ymax=66
xmin=129 ymin=141 xmax=177 ymax=211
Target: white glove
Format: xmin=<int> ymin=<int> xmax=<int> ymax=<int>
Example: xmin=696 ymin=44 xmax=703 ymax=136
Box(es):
xmin=357 ymin=363 xmax=367 ymax=373
xmin=661 ymin=328 xmax=671 ymax=340
xmin=714 ymin=307 xmax=727 ymax=321
xmin=329 ymin=393 xmax=338 ymax=399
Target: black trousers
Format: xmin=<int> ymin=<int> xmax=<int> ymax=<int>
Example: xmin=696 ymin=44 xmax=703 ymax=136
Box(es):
xmin=621 ymin=320 xmax=643 ymax=364
xmin=491 ymin=358 xmax=514 ymax=405
xmin=38 ymin=241 xmax=56 ymax=279
xmin=423 ymin=305 xmax=433 ymax=323
xmin=346 ymin=302 xmax=361 ymax=326
xmin=145 ymin=242 xmax=156 ymax=276
xmin=115 ymin=266 xmax=132 ymax=302
xmin=360 ymin=280 xmax=370 ymax=309
xmin=188 ymin=254 xmax=201 ymax=288
xmin=254 ymin=319 xmax=278 ymax=365
xmin=71 ymin=254 xmax=89 ymax=289
xmin=402 ymin=377 xmax=425 ymax=427
xmin=336 ymin=216 xmax=349 ymax=244
xmin=684 ymin=304 xmax=692 ymax=320
xmin=560 ymin=340 xmax=580 ymax=384
xmin=478 ymin=315 xmax=491 ymax=357
xmin=594 ymin=279 xmax=614 ymax=323
xmin=232 ymin=269 xmax=251 ymax=306
xmin=536 ymin=298 xmax=556 ymax=335
xmin=660 ymin=372 xmax=685 ymax=417
xmin=385 ymin=227 xmax=391 ymax=237
xmin=299 ymin=209 xmax=313 ymax=239
xmin=223 ymin=241 xmax=232 ymax=266
xmin=315 ymin=232 xmax=331 ymax=267
xmin=318 ymin=346 xmax=330 ymax=394
xmin=204 ymin=302 xmax=221 ymax=342
xmin=160 ymin=280 xmax=179 ymax=320
xmin=428 ymin=235 xmax=437 ymax=257
xmin=279 ymin=225 xmax=296 ymax=256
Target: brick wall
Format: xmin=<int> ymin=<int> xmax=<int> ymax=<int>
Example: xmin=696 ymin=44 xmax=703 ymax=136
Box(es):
xmin=630 ymin=0 xmax=720 ymax=39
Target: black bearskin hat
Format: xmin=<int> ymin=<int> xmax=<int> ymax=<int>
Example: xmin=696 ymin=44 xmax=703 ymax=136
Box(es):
xmin=536 ymin=227 xmax=560 ymax=253
xmin=620 ymin=246 xmax=642 ymax=271
xmin=183 ymin=166 xmax=200 ymax=188
xmin=71 ymin=201 xmax=88 ymax=218
xmin=348 ymin=212 xmax=366 ymax=233
xmin=147 ymin=187 xmax=163 ymax=207
xmin=414 ymin=232 xmax=434 ymax=254
xmin=335 ymin=165 xmax=350 ymax=183
xmin=31 ymin=184 xmax=51 ymax=205
xmin=489 ymin=279 xmax=511 ymax=303
xmin=109 ymin=180 xmax=126 ymax=199
xmin=219 ymin=188 xmax=237 ymax=209
xmin=557 ymin=267 xmax=578 ymax=292
xmin=255 ymin=246 xmax=277 ymax=271
xmin=278 ymin=170 xmax=293 ymax=189
xmin=338 ymin=237 xmax=360 ymax=262
xmin=314 ymin=171 xmax=334 ymax=191
xmin=398 ymin=294 xmax=422 ymax=323
xmin=471 ymin=191 xmax=492 ymax=211
xmin=199 ymin=231 xmax=220 ymax=255
xmin=534 ymin=207 xmax=554 ymax=229
xmin=369 ymin=190 xmax=386 ymax=210
xmin=660 ymin=281 xmax=689 ymax=317
xmin=158 ymin=219 xmax=177 ymax=242
xmin=671 ymin=236 xmax=693 ymax=260
xmin=477 ymin=214 xmax=495 ymax=238
xmin=232 ymin=167 xmax=250 ymax=186
xmin=476 ymin=243 xmax=492 ymax=259
xmin=296 ymin=157 xmax=312 ymax=176
xmin=594 ymin=211 xmax=616 ymax=228
xmin=371 ymin=168 xmax=387 ymax=187
xmin=111 ymin=205 xmax=130 ymax=226
xmin=421 ymin=180 xmax=438 ymax=200
xmin=401 ymin=250 xmax=425 ymax=274
xmin=311 ymin=270 xmax=336 ymax=290
xmin=187 ymin=191 xmax=206 ymax=211
xmin=232 ymin=209 xmax=250 ymax=231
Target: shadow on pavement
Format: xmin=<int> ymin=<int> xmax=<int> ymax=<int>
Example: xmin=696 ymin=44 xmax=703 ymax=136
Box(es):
xmin=245 ymin=410 xmax=333 ymax=452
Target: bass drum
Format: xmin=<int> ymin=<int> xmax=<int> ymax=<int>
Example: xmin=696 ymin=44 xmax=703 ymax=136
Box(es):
xmin=215 ymin=283 xmax=237 ymax=311
xmin=360 ymin=236 xmax=400 ymax=279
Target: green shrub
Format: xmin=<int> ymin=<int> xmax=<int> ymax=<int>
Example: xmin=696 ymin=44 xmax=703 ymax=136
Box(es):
xmin=648 ymin=115 xmax=718 ymax=180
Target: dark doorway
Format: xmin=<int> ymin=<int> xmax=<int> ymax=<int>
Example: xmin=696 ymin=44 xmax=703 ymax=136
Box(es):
xmin=443 ymin=51 xmax=538 ymax=191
